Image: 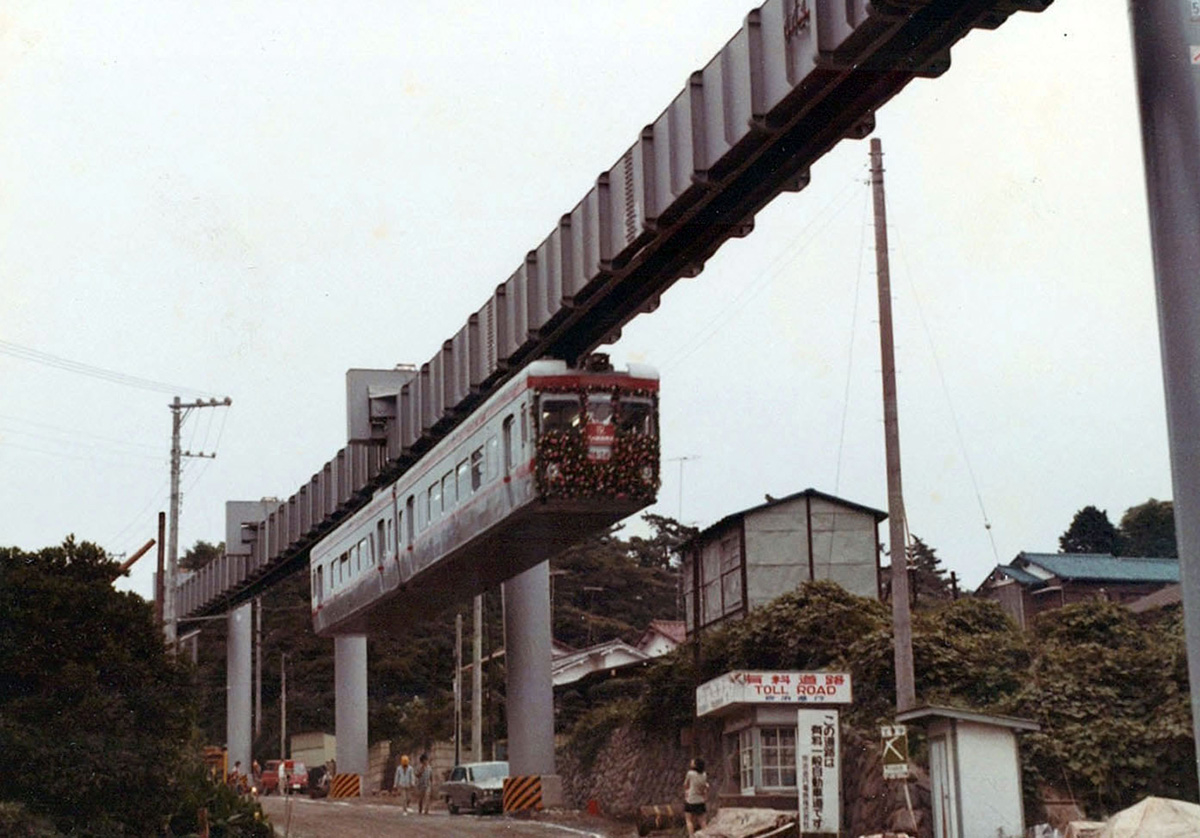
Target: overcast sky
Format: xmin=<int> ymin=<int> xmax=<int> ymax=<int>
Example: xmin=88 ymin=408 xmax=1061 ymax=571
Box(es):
xmin=1 ymin=0 xmax=1170 ymax=604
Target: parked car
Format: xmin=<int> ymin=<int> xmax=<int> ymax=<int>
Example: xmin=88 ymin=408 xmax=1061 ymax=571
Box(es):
xmin=440 ymin=761 xmax=509 ymax=814
xmin=260 ymin=759 xmax=308 ymax=795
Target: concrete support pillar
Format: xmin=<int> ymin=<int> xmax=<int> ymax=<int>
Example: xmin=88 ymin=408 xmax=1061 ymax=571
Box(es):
xmin=226 ymin=602 xmax=253 ymax=775
xmin=334 ymin=634 xmax=369 ymax=779
xmin=502 ymin=560 xmax=562 ymax=805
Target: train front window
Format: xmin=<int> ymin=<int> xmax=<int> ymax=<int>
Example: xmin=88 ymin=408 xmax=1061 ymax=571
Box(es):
xmin=618 ymin=397 xmax=655 ymax=435
xmin=587 ymin=393 xmax=613 ymax=424
xmin=539 ymin=394 xmax=582 ymax=434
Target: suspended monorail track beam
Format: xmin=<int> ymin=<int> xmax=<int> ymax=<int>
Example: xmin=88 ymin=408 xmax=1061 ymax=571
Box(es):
xmin=177 ymin=0 xmax=1051 ymax=622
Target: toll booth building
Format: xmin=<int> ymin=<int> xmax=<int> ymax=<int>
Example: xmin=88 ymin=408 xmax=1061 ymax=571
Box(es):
xmin=682 ymin=489 xmax=886 ymax=636
xmin=696 ymin=670 xmax=853 ymax=814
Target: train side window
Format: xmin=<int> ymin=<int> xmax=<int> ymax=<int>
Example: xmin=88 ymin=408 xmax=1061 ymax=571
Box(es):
xmin=377 ymin=520 xmax=386 ymax=562
xmin=442 ymin=471 xmax=455 ymax=511
xmin=502 ymin=416 xmax=514 ymax=474
xmin=457 ymin=459 xmax=470 ymax=500
xmin=313 ymin=567 xmax=322 ymax=604
xmin=520 ymin=403 xmax=528 ymax=446
xmin=487 ymin=436 xmax=499 ymax=480
xmin=471 ymin=447 xmax=484 ymax=491
xmin=406 ymin=496 xmax=415 ymax=544
xmin=429 ymin=482 xmax=441 ymax=521
xmin=361 ymin=537 xmax=370 ymax=571
xmin=538 ymin=394 xmax=581 ymax=434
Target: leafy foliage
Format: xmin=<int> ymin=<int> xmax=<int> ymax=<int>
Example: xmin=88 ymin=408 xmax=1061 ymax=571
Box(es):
xmin=0 ymin=538 xmax=196 ymax=836
xmin=1059 ymin=506 xmax=1121 ymax=555
xmin=167 ymin=759 xmax=272 ymax=838
xmin=180 ymin=540 xmax=224 ymax=572
xmin=1059 ymin=499 xmax=1178 ymax=558
xmin=1012 ymin=601 xmax=1195 ymax=816
xmin=1119 ymin=498 xmax=1176 ymax=557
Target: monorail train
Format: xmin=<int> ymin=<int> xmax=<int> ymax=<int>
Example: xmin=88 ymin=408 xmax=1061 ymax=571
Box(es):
xmin=309 ymin=356 xmax=659 ymax=636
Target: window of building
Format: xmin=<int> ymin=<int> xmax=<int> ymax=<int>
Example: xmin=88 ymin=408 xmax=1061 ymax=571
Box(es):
xmin=739 ymin=729 xmax=755 ymax=794
xmin=759 ymin=727 xmax=797 ymax=789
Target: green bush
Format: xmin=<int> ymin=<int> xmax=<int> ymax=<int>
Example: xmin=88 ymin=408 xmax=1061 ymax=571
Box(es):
xmin=1014 ymin=601 xmax=1196 ymax=817
xmin=167 ymin=759 xmax=272 ymax=838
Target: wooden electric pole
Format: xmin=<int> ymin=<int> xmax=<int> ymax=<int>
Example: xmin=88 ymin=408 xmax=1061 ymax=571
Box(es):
xmin=870 ymin=137 xmax=917 ymax=713
xmin=164 ymin=395 xmax=231 ymax=649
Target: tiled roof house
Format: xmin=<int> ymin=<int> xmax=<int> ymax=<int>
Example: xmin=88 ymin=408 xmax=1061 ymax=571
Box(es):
xmin=976 ymin=552 xmax=1179 ymax=628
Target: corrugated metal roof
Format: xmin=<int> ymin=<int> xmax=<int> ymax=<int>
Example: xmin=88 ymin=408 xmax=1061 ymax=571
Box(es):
xmin=1016 ymin=552 xmax=1179 ymax=583
xmin=990 ymin=564 xmax=1044 ymax=586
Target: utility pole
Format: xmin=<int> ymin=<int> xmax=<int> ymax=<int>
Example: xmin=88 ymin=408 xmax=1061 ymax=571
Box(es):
xmin=870 ymin=138 xmax=916 ymax=713
xmin=454 ymin=613 xmax=463 ymax=766
xmin=255 ymin=596 xmax=262 ymax=740
xmin=155 ymin=512 xmax=166 ymax=627
xmin=165 ymin=395 xmax=231 ymax=649
xmin=472 ymin=595 xmax=483 ymax=762
xmin=280 ymin=652 xmax=288 ymax=760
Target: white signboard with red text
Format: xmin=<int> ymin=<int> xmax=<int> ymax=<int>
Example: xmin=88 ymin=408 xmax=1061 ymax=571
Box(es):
xmin=798 ymin=708 xmax=841 ymax=834
xmin=695 ymin=671 xmax=853 ymax=717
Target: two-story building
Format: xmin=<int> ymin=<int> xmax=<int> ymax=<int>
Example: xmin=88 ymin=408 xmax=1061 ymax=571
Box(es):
xmin=680 ymin=488 xmax=886 ymax=637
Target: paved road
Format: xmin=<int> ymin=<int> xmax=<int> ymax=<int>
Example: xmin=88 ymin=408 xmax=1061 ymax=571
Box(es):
xmin=259 ymin=796 xmax=634 ymax=838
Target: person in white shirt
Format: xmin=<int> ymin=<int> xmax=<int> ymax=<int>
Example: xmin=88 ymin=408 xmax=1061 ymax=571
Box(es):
xmin=393 ymin=754 xmax=415 ymax=813
xmin=682 ymin=757 xmax=709 ymax=836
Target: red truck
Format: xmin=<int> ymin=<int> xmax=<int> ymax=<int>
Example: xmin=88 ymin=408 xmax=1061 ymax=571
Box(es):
xmin=259 ymin=759 xmax=308 ymax=795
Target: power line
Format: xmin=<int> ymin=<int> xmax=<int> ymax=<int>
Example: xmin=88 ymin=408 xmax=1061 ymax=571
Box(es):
xmin=0 ymin=339 xmax=215 ymax=396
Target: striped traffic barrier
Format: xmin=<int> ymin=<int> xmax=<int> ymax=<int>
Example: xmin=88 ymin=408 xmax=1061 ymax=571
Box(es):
xmin=502 ymin=775 xmax=543 ymax=813
xmin=330 ymin=773 xmax=361 ymax=799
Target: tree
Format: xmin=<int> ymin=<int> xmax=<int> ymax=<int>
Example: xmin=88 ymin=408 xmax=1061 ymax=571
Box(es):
xmin=1119 ymin=498 xmax=1177 ymax=557
xmin=181 ymin=539 xmax=224 ymax=571
xmin=907 ymin=535 xmax=953 ymax=604
xmin=1059 ymin=505 xmax=1122 ymax=554
xmin=0 ymin=537 xmax=196 ymax=836
xmin=627 ymin=513 xmax=697 ymax=569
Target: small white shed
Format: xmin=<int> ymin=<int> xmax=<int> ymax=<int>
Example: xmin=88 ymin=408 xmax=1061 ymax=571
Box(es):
xmin=897 ymin=705 xmax=1038 ymax=838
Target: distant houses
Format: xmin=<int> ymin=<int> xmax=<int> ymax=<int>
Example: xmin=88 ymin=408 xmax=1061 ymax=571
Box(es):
xmin=975 ymin=552 xmax=1180 ymax=629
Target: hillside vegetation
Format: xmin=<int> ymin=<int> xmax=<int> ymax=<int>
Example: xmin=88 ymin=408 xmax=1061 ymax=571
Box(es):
xmin=578 ymin=581 xmax=1195 ymax=820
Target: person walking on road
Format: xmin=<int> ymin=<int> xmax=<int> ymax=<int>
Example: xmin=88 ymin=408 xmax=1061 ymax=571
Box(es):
xmin=415 ymin=752 xmax=433 ymax=815
xmin=393 ymin=754 xmax=414 ymax=813
xmin=683 ymin=757 xmax=709 ymax=836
